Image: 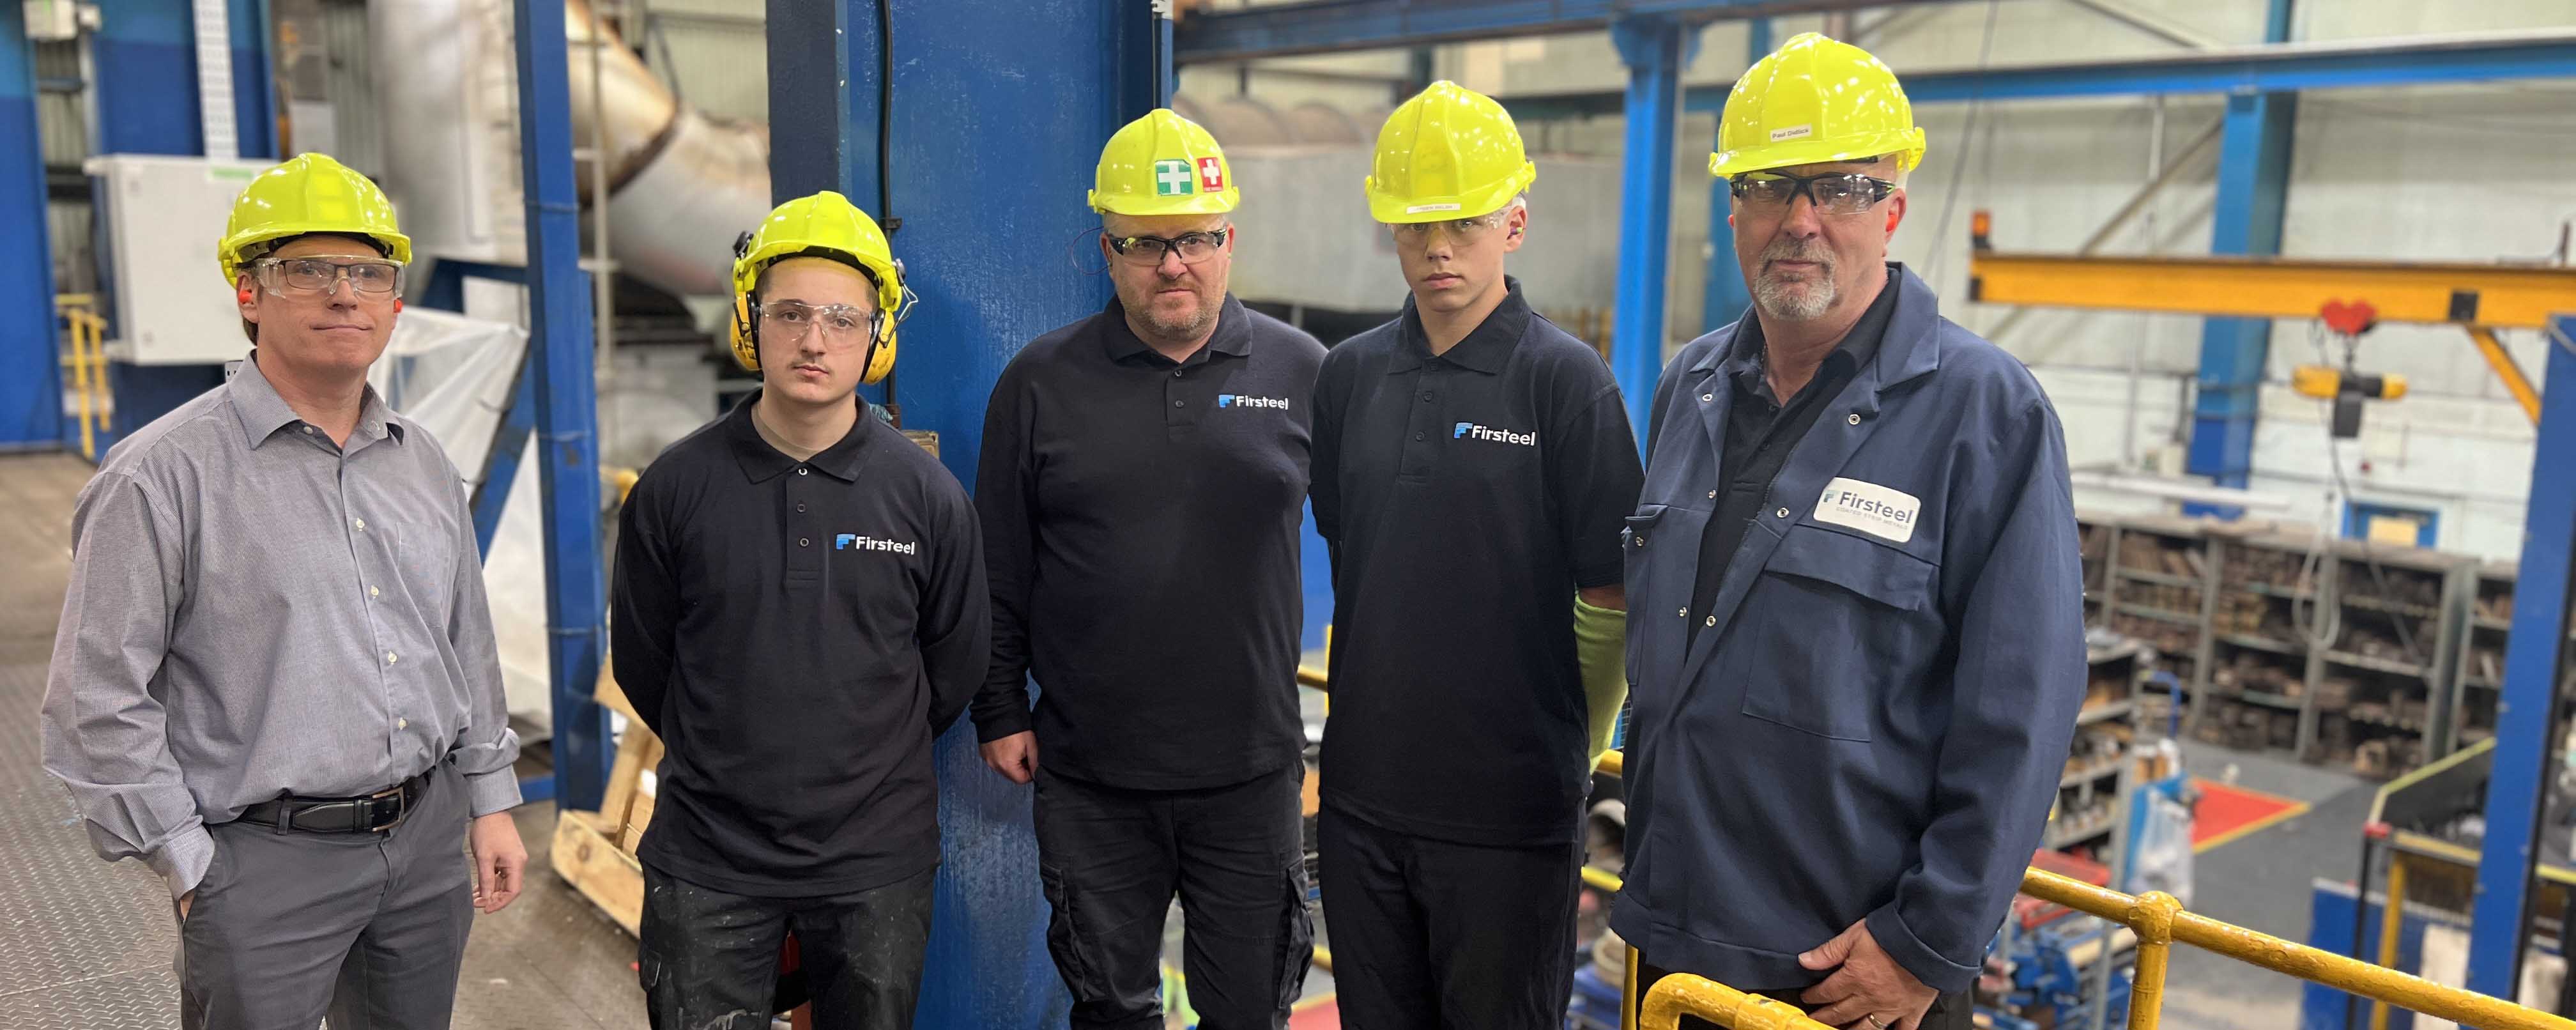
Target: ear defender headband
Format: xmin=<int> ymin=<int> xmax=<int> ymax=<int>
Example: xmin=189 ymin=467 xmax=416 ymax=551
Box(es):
xmin=729 ymin=235 xmax=902 ymax=385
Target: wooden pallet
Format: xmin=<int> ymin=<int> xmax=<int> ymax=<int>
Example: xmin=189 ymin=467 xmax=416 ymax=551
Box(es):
xmin=550 ymin=670 xmax=659 ymax=936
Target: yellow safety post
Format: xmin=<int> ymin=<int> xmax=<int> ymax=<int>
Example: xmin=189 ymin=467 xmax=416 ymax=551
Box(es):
xmin=2372 ymin=853 xmax=2409 ymax=1030
xmin=2125 ymin=889 xmax=2181 ymax=1030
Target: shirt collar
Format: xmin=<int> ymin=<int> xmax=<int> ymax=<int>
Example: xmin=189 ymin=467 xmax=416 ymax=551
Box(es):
xmin=1098 ymin=293 xmax=1252 ymax=365
xmin=226 ymin=350 xmax=404 ymax=449
xmin=1389 ymin=275 xmax=1531 ymax=375
xmin=1720 ymin=264 xmax=1900 ymax=397
xmin=724 ymin=389 xmax=880 ymax=483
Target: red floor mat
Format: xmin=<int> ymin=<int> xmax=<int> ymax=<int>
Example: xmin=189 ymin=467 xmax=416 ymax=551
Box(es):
xmin=2191 ymin=778 xmax=2308 ymax=850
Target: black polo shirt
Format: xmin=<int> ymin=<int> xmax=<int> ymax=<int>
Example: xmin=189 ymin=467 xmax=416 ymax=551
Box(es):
xmin=972 ymin=294 xmax=1326 ymax=789
xmin=1310 ymin=278 xmax=1644 ymax=847
xmin=1682 ymin=269 xmax=1897 ymax=640
xmin=610 ymin=393 xmax=990 ymax=897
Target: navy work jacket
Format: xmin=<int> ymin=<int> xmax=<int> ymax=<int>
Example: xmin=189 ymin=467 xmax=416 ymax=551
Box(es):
xmin=1610 ymin=265 xmax=2087 ymax=994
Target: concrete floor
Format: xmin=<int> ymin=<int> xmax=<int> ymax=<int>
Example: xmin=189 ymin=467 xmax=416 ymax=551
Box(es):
xmin=0 ymin=453 xmax=645 ymax=1029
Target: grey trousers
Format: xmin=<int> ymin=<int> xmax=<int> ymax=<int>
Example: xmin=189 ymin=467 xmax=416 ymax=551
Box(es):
xmin=177 ymin=761 xmax=475 ymax=1030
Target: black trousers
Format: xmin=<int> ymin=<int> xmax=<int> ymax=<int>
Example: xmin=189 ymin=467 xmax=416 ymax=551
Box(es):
xmin=1634 ymin=959 xmax=1974 ymax=1030
xmin=637 ymin=863 xmax=935 ymax=1030
xmin=1315 ymin=804 xmax=1582 ymax=1030
xmin=1032 ymin=764 xmax=1314 ymax=1030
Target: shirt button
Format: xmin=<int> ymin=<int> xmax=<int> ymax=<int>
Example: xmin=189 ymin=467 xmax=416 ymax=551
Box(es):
xmin=397 ymin=718 xmax=410 ymax=730
xmin=1707 ymin=489 xmax=1719 ymax=499
xmin=369 ymin=585 xmax=380 ymax=599
xmin=1413 ymin=432 xmax=1425 ymax=441
xmin=352 ymin=517 xmax=367 ymax=532
xmin=1702 ymin=393 xmax=1715 ymax=402
xmin=1706 ymin=615 xmax=1717 ymax=627
xmin=1422 ymin=392 xmax=1434 ymax=402
xmin=302 ymin=425 xmax=316 ymax=434
xmin=385 ymin=651 xmax=398 ymax=665
xmin=799 ymin=537 xmax=811 ymax=548
xmin=796 ymin=503 xmax=807 ymax=513
xmin=1174 ymin=400 xmax=1185 ymax=408
xmin=1775 ymin=507 xmax=1791 ymax=518
xmin=1848 ymin=413 xmax=1863 ymax=426
xmin=1634 ymin=534 xmax=1647 ymax=546
xmin=1173 ymin=371 xmax=1184 ymax=378
xmin=1676 ymin=608 xmax=1687 ymax=617
xmin=797 ymin=467 xmax=809 ymax=476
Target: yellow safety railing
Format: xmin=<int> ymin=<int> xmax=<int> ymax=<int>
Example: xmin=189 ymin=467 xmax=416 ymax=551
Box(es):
xmin=1288 ymin=667 xmax=2575 ymax=1030
xmin=57 ymin=295 xmax=111 ymax=461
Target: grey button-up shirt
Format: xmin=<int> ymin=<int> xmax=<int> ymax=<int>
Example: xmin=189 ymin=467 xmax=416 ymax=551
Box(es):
xmin=41 ymin=352 xmax=522 ymax=901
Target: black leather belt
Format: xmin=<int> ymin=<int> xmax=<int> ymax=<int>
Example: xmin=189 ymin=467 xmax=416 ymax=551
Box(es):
xmin=236 ymin=769 xmax=433 ymax=834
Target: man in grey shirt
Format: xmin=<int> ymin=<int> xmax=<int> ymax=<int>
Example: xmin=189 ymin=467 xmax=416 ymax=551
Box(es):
xmin=40 ymin=153 xmax=527 ymax=1030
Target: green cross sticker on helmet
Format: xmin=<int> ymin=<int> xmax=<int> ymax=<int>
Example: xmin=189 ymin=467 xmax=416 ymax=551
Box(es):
xmin=1153 ymin=159 xmax=1196 ymax=196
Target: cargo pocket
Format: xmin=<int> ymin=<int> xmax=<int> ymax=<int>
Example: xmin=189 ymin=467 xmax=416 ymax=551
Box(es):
xmin=1038 ymin=862 xmax=1107 ymax=1004
xmin=1273 ymin=859 xmax=1317 ymax=1010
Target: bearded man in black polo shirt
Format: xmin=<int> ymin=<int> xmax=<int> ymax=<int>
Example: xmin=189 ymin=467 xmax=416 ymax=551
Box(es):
xmin=1308 ymin=82 xmax=1646 ymax=1030
xmin=971 ymin=109 xmax=1323 ymax=1030
xmin=610 ymin=191 xmax=988 ymax=1030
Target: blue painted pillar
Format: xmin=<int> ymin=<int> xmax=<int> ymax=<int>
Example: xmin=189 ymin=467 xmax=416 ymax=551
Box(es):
xmin=510 ymin=0 xmax=611 ymax=814
xmin=93 ymin=0 xmax=203 ymax=155
xmin=767 ymin=3 xmax=1161 ymax=1024
xmin=0 ymin=3 xmax=62 ymax=447
xmin=2467 ymin=314 xmax=2576 ymax=999
xmin=1702 ymin=17 xmax=1769 ymax=337
xmin=229 ymin=0 xmax=275 ymax=158
xmin=1609 ymin=15 xmax=1702 ymax=445
xmin=2186 ymin=0 xmax=2295 ymax=498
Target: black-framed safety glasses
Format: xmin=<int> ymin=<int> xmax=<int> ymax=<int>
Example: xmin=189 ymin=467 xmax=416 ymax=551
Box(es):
xmin=1728 ymin=171 xmax=1896 ymax=216
xmin=1105 ymin=227 xmax=1232 ymax=267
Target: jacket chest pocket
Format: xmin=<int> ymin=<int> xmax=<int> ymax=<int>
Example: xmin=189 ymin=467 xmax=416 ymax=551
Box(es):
xmin=1623 ymin=504 xmax=1704 ymax=711
xmin=1727 ymin=525 xmax=1936 ymax=742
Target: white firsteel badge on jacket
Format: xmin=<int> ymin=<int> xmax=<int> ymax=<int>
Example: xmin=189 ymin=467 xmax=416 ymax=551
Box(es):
xmin=1813 ymin=477 xmax=1920 ymax=543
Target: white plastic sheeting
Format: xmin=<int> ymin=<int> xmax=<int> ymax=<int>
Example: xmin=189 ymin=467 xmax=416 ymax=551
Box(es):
xmin=367 ymin=308 xmax=556 ymax=728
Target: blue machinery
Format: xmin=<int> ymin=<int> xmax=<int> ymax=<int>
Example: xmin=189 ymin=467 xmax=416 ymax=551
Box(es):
xmin=1 ymin=0 xmax=2574 ymax=1018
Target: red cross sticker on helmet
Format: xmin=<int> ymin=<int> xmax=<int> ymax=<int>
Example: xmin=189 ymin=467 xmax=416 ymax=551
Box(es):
xmin=1197 ymin=157 xmax=1225 ymax=191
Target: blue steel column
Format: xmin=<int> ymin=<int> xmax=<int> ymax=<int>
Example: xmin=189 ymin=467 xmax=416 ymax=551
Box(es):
xmin=769 ymin=4 xmax=1157 ymax=1024
xmin=511 ymin=0 xmax=610 ymax=813
xmin=1701 ymin=17 xmax=1767 ymax=337
xmin=1609 ymin=15 xmax=1701 ymax=445
xmin=0 ymin=3 xmax=61 ymax=447
xmin=2467 ymin=316 xmax=2576 ymax=998
xmin=228 ymin=0 xmax=273 ymax=158
xmin=2185 ymin=0 xmax=2295 ymax=502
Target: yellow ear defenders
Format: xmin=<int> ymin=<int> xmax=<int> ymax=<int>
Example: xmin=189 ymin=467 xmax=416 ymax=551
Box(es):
xmin=726 ymin=191 xmax=913 ymax=384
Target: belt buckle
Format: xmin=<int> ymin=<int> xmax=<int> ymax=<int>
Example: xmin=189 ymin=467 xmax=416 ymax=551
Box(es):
xmin=365 ymin=781 xmax=408 ymax=833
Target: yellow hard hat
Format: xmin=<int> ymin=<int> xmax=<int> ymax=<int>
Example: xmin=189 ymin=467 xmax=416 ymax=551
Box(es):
xmin=216 ymin=153 xmax=412 ymax=286
xmin=1709 ymin=33 xmax=1926 ymax=179
xmin=1090 ymin=109 xmax=1237 ymax=217
xmin=728 ymin=190 xmax=913 ymax=383
xmin=1363 ymin=81 xmax=1537 ymax=224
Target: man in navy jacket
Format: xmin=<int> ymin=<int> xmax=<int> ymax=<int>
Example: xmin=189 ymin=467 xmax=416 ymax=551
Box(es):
xmin=1614 ymin=33 xmax=2085 ymax=1030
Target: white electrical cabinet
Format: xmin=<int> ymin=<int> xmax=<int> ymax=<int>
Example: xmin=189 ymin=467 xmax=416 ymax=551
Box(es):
xmin=86 ymin=155 xmax=277 ymax=365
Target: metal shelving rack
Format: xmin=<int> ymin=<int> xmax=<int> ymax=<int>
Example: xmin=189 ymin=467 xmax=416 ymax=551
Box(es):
xmin=2091 ymin=514 xmax=2220 ymax=734
xmin=2203 ymin=524 xmax=2325 ymax=758
xmin=2312 ymin=539 xmax=2472 ymax=778
xmin=2446 ymin=560 xmax=2519 ymax=756
xmin=2043 ymin=637 xmax=2152 ymax=859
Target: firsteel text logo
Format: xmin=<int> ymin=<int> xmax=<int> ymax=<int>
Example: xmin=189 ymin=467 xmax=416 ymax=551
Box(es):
xmin=834 ymin=534 xmax=918 ymax=555
xmin=1218 ymin=394 xmax=1290 ymax=410
xmin=1453 ymin=422 xmax=1537 ymax=446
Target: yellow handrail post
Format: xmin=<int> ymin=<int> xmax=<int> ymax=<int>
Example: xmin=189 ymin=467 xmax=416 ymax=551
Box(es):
xmin=1624 ymin=945 xmax=1641 ymax=1030
xmin=2126 ymin=891 xmax=2182 ymax=1030
xmin=2372 ymin=853 xmax=2409 ymax=1030
xmin=1641 ymin=974 xmax=1836 ymax=1030
xmin=71 ymin=314 xmax=96 ymax=461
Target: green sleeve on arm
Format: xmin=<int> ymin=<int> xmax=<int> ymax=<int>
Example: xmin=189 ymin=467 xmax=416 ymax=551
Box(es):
xmin=1573 ymin=596 xmax=1629 ymax=771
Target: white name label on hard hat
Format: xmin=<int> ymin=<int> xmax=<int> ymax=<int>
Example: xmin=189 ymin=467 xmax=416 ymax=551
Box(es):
xmin=1406 ymin=203 xmax=1464 ymax=214
xmin=1813 ymin=477 xmax=1919 ymax=544
xmin=1769 ymin=124 xmax=1814 ymax=143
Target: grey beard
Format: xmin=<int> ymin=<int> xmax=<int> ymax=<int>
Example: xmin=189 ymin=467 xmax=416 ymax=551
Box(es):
xmin=1753 ymin=268 xmax=1838 ymax=321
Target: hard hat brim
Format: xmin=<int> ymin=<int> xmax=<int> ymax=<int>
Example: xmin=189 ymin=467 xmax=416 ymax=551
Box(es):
xmin=1366 ymin=161 xmax=1536 ymax=224
xmin=1089 ymin=188 xmax=1239 ymax=217
xmin=1709 ymin=127 xmax=1926 ymax=180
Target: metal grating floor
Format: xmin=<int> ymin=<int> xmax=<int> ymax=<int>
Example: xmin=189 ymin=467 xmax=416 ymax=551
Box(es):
xmin=0 ymin=453 xmax=647 ymax=1028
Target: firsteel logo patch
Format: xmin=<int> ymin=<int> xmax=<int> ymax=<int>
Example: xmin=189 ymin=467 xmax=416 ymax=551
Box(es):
xmin=834 ymin=534 xmax=917 ymax=555
xmin=1453 ymin=422 xmax=1537 ymax=446
xmin=1217 ymin=394 xmax=1289 ymax=410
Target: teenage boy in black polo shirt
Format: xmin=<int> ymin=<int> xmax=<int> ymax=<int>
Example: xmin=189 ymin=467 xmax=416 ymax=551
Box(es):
xmin=1310 ymin=82 xmax=1645 ymax=1029
xmin=971 ymin=109 xmax=1322 ymax=1030
xmin=610 ymin=192 xmax=988 ymax=1030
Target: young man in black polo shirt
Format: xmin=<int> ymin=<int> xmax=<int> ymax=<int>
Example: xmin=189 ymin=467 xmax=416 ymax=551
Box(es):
xmin=610 ymin=192 xmax=988 ymax=1030
xmin=1311 ymin=82 xmax=1645 ymax=1029
xmin=972 ymin=109 xmax=1322 ymax=1030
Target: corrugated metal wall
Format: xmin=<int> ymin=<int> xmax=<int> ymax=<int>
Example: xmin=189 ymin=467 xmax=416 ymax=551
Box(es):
xmin=639 ymin=4 xmax=765 ymax=123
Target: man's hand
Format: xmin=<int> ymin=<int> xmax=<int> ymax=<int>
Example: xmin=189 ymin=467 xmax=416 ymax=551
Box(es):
xmin=1799 ymin=919 xmax=1938 ymax=1030
xmin=468 ymin=811 xmax=527 ymax=914
xmin=980 ymin=731 xmax=1038 ymax=785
